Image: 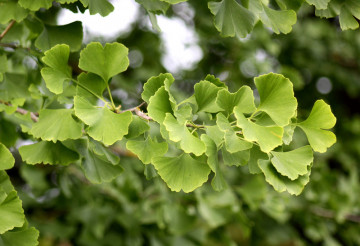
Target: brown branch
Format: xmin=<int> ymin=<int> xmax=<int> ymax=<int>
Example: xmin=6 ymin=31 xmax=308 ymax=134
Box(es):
xmin=311 ymin=207 xmax=360 ymax=224
xmin=0 ymin=100 xmax=38 ymax=122
xmin=0 ymin=20 xmax=16 ymax=42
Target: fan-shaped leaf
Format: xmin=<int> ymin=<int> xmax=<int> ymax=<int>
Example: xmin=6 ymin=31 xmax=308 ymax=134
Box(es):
xmin=78 ymin=42 xmax=129 ymax=82
xmin=0 ymin=226 xmax=39 ymax=246
xmin=80 ymin=0 xmax=114 ymax=16
xmin=126 ymin=137 xmax=168 ymax=164
xmin=216 ymin=86 xmax=256 ymax=115
xmin=255 ymin=73 xmax=297 ymax=127
xmin=297 ymin=100 xmax=336 ymax=153
xmin=0 ymin=2 xmax=28 ymax=24
xmin=147 ymin=86 xmax=174 ymax=123
xmin=194 ymin=80 xmax=223 ymax=113
xmin=0 ymin=143 xmax=14 ymax=170
xmin=0 ymin=190 xmax=24 ymax=234
xmin=142 ymin=73 xmax=174 ymax=104
xmin=40 ymin=44 xmax=72 ymax=94
xmin=30 ymin=109 xmax=82 ymax=142
xmin=152 ymin=154 xmax=211 ymax=193
xmin=18 ymin=0 xmax=53 ymax=11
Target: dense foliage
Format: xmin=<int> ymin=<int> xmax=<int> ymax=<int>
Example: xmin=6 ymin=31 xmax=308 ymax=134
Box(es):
xmin=0 ymin=0 xmax=358 ymax=245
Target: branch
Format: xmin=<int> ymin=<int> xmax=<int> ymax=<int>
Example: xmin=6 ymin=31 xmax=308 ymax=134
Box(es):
xmin=0 ymin=101 xmax=38 ymax=122
xmin=0 ymin=20 xmax=16 ymax=42
xmin=311 ymin=207 xmax=360 ymax=224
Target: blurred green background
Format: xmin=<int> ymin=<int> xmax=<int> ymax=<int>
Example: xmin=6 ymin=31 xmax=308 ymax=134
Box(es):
xmin=1 ymin=1 xmax=360 ymax=245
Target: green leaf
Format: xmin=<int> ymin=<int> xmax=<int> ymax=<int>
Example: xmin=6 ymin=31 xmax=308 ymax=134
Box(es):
xmin=201 ymin=135 xmax=227 ymax=191
xmin=64 ymin=139 xmax=123 ymax=183
xmin=89 ymin=140 xmax=119 ymax=164
xmin=0 ymin=1 xmax=28 ymax=24
xmin=80 ymin=0 xmax=114 ymax=16
xmin=275 ymin=0 xmax=304 ymax=11
xmin=217 ymin=113 xmax=253 ymax=153
xmin=0 ymin=226 xmax=39 ymax=246
xmin=0 ymin=190 xmax=24 ymax=234
xmin=222 ymin=147 xmax=250 ymax=167
xmin=297 ymin=100 xmax=336 ymax=153
xmin=194 ymin=80 xmax=223 ymax=113
xmin=77 ymin=72 xmax=107 ymax=100
xmin=216 ymin=86 xmax=256 ymax=115
xmin=270 ymin=146 xmax=313 ymax=180
xmin=163 ymin=113 xmax=206 ymax=156
xmin=0 ymin=171 xmax=13 ymax=194
xmin=206 ymin=124 xmax=225 ymax=147
xmin=19 ymin=141 xmax=79 ymax=165
xmin=255 ymin=73 xmax=297 ymax=127
xmin=283 ymin=124 xmax=296 ymax=145
xmin=160 ymin=0 xmax=187 ymax=4
xmin=78 ymin=42 xmax=129 ymax=82
xmin=29 ymin=109 xmax=82 ymax=142
xmin=141 ymin=73 xmax=174 ymax=104
xmin=248 ymin=145 xmax=268 ymax=174
xmin=259 ymin=4 xmax=297 ymax=34
xmin=259 ymin=160 xmax=310 ymax=195
xmin=208 ymin=0 xmax=255 ymax=38
xmin=234 ymin=108 xmax=283 ymax=153
xmin=74 ymin=96 xmax=132 ymax=145
xmin=136 ymin=0 xmax=169 ymax=14
xmin=126 ymin=137 xmax=168 ymax=164
xmin=340 ymin=6 xmax=359 ymax=30
xmin=0 ymin=143 xmax=14 ymax=171
xmin=152 ymin=153 xmax=211 ymax=193
xmin=125 ymin=116 xmax=150 ymax=139
xmin=35 ymin=21 xmax=83 ymax=52
xmin=306 ymin=0 xmax=330 ymax=9
xmin=237 ymin=175 xmax=267 ymax=210
xmin=147 ymin=86 xmax=173 ymax=123
xmin=18 ymin=0 xmax=53 ymax=10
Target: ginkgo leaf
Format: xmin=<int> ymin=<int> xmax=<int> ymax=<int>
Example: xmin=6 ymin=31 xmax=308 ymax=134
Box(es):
xmin=74 ymin=96 xmax=132 ymax=145
xmin=248 ymin=145 xmax=268 ymax=174
xmin=19 ymin=141 xmax=79 ymax=165
xmin=259 ymin=4 xmax=297 ymax=34
xmin=222 ymin=147 xmax=250 ymax=167
xmin=126 ymin=137 xmax=168 ymax=164
xmin=204 ymin=74 xmax=227 ymax=88
xmin=297 ymin=100 xmax=336 ymax=153
xmin=234 ymin=107 xmax=283 ymax=153
xmin=78 ymin=42 xmax=129 ymax=82
xmin=194 ymin=80 xmax=224 ymax=113
xmin=152 ymin=153 xmax=211 ymax=193
xmin=18 ymin=0 xmax=53 ymax=11
xmin=77 ymin=72 xmax=107 ymax=100
xmin=163 ymin=113 xmax=206 ymax=156
xmin=201 ymin=135 xmax=227 ymax=191
xmin=64 ymin=139 xmax=123 ymax=183
xmin=216 ymin=113 xmax=253 ymax=153
xmin=142 ymin=73 xmax=174 ymax=104
xmin=0 ymin=143 xmax=14 ymax=170
xmin=216 ymin=86 xmax=256 ymax=115
xmin=0 ymin=226 xmax=39 ymax=246
xmin=259 ymin=160 xmax=310 ymax=195
xmin=0 ymin=171 xmax=13 ymax=194
xmin=35 ymin=22 xmax=83 ymax=52
xmin=147 ymin=86 xmax=173 ymax=123
xmin=88 ymin=140 xmax=120 ymax=164
xmin=80 ymin=0 xmax=114 ymax=16
xmin=306 ymin=0 xmax=330 ymax=9
xmin=30 ymin=109 xmax=82 ymax=142
xmin=255 ymin=73 xmax=297 ymax=127
xmin=0 ymin=190 xmax=25 ymax=234
xmin=0 ymin=2 xmax=28 ymax=24
xmin=340 ymin=5 xmax=359 ymax=30
xmin=206 ymin=124 xmax=225 ymax=147
xmin=270 ymin=146 xmax=313 ymax=180
xmin=136 ymin=0 xmax=169 ymax=14
xmin=125 ymin=116 xmax=150 ymax=139
xmin=40 ymin=44 xmax=72 ymax=94
xmin=208 ymin=0 xmax=255 ymax=38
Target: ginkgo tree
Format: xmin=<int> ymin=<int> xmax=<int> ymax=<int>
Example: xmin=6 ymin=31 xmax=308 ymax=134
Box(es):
xmin=0 ymin=0 xmax=348 ymax=245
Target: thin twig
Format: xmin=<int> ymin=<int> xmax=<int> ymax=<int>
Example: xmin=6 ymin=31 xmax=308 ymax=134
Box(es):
xmin=122 ymin=102 xmax=146 ymax=112
xmin=0 ymin=100 xmax=39 ymax=122
xmin=0 ymin=20 xmax=16 ymax=41
xmin=311 ymin=207 xmax=360 ymax=224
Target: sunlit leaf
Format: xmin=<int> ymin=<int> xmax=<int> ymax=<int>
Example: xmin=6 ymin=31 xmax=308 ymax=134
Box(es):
xmin=78 ymin=42 xmax=129 ymax=82
xmin=147 ymin=86 xmax=173 ymax=123
xmin=259 ymin=4 xmax=297 ymax=34
xmin=0 ymin=1 xmax=28 ymax=24
xmin=297 ymin=100 xmax=336 ymax=153
xmin=0 ymin=225 xmax=39 ymax=246
xmin=142 ymin=73 xmax=174 ymax=104
xmin=18 ymin=0 xmax=53 ymax=11
xmin=0 ymin=190 xmax=24 ymax=234
xmin=0 ymin=143 xmax=14 ymax=170
xmin=30 ymin=109 xmax=82 ymax=142
xmin=80 ymin=0 xmax=114 ymax=16
xmin=152 ymin=153 xmax=211 ymax=193
xmin=194 ymin=80 xmax=223 ymax=113
xmin=306 ymin=0 xmax=330 ymax=9
xmin=255 ymin=73 xmax=297 ymax=127
xmin=216 ymin=86 xmax=256 ymax=115
xmin=270 ymin=146 xmax=313 ymax=180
